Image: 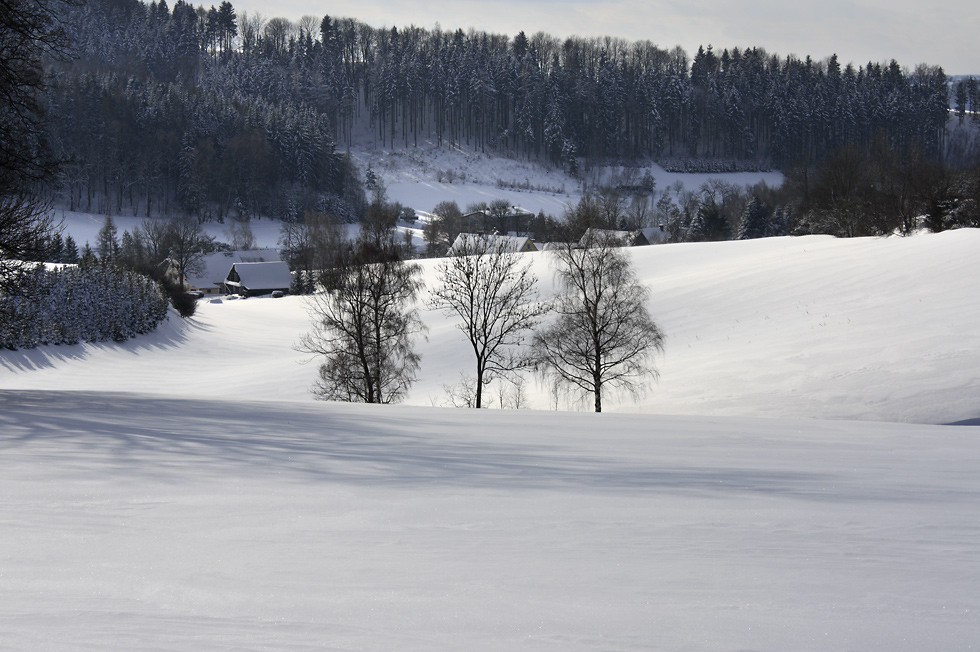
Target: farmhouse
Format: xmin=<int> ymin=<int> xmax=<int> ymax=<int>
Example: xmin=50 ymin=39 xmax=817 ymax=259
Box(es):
xmin=641 ymin=225 xmax=668 ymax=244
xmin=223 ymin=261 xmax=292 ymax=297
xmin=182 ymin=249 xmax=282 ymax=294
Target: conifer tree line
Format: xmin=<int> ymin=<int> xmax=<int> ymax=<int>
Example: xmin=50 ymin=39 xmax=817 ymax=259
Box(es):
xmin=0 ymin=262 xmax=169 ymax=348
xmin=46 ymin=0 xmax=365 ymax=223
xmin=0 ymin=209 xmax=222 ymax=349
xmin=43 ymin=0 xmax=955 ymax=227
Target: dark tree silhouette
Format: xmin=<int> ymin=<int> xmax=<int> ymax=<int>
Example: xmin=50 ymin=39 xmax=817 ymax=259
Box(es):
xmin=299 ymin=232 xmax=426 ymax=404
xmin=430 ymin=233 xmax=547 ymax=408
xmin=532 ymin=232 xmax=665 ymax=412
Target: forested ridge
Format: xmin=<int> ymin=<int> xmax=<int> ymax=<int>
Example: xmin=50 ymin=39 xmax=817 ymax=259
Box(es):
xmin=42 ymin=0 xmax=961 ymax=224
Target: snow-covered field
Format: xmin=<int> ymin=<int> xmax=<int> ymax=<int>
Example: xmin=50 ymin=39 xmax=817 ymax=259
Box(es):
xmin=9 ymin=229 xmax=979 ymax=423
xmin=2 ymin=392 xmax=977 ymax=650
xmin=3 ymin=221 xmax=979 ymax=648
xmin=55 ymin=139 xmax=784 ymax=253
xmin=350 ymin=139 xmax=785 ymax=218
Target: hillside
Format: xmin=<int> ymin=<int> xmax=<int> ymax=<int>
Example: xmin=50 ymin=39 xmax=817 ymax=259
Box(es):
xmin=2 ymin=230 xmax=979 ymax=650
xmin=0 ymin=390 xmax=976 ymax=651
xmin=4 ymin=229 xmax=978 ymax=424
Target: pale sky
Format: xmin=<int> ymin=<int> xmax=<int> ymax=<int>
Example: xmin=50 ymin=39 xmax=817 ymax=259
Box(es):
xmin=230 ymin=0 xmax=977 ymax=75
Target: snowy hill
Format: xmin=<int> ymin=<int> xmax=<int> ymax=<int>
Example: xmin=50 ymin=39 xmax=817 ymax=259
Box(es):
xmin=5 ymin=229 xmax=979 ymax=423
xmin=348 ymin=139 xmax=785 ymax=219
xmin=2 ymin=229 xmax=979 ymax=650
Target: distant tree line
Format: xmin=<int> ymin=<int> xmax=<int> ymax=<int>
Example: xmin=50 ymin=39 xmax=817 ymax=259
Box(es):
xmin=42 ymin=0 xmax=955 ymax=226
xmin=46 ymin=0 xmax=365 ymax=222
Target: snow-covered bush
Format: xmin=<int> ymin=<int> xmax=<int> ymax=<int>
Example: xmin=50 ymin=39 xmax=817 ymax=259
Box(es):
xmin=0 ymin=265 xmax=169 ymax=349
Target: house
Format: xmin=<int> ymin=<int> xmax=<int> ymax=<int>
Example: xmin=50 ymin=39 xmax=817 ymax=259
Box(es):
xmin=183 ymin=249 xmax=282 ymax=294
xmin=579 ymin=228 xmax=650 ymax=248
xmin=640 ymin=225 xmax=668 ymax=244
xmin=447 ymin=233 xmax=538 ymax=257
xmin=223 ymin=261 xmax=293 ymax=297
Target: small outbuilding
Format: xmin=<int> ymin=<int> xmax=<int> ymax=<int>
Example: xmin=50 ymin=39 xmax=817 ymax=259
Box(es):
xmin=223 ymin=261 xmax=292 ymax=297
xmin=447 ymin=233 xmax=538 ymax=256
xmin=580 ymin=228 xmax=650 ymax=248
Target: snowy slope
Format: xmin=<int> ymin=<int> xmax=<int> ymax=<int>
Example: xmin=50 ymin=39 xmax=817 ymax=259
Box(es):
xmin=349 ymin=139 xmax=784 ymax=217
xmin=1 ymin=391 xmax=978 ymax=651
xmin=4 ymin=229 xmax=979 ymax=423
xmin=2 ymin=226 xmax=979 ymax=650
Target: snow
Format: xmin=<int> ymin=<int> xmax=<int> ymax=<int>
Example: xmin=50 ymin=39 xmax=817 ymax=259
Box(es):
xmin=53 ymin=140 xmax=784 ymax=252
xmin=4 ymin=202 xmax=980 ymax=648
xmin=5 ymin=229 xmax=980 ymax=423
xmin=1 ymin=392 xmax=978 ymax=650
xmin=351 ymin=140 xmax=784 ymax=218
xmin=227 ymin=261 xmax=292 ymax=293
xmin=188 ymin=249 xmax=282 ymax=292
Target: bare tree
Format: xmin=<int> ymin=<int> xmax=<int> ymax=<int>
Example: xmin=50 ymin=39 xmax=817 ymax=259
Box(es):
xmin=226 ymin=217 xmax=255 ymax=250
xmin=1 ymin=0 xmax=73 ymax=295
xmin=263 ymin=17 xmax=294 ymax=57
xmin=297 ymin=15 xmax=319 ymax=39
xmin=279 ymin=210 xmax=347 ymax=294
xmin=430 ymin=233 xmax=547 ymax=408
xmin=0 ymin=192 xmax=54 ymax=294
xmin=422 ymin=200 xmax=462 ymax=257
xmin=134 ymin=219 xmax=172 ymax=272
xmin=299 ymin=232 xmax=426 ymax=404
xmin=532 ymin=232 xmax=665 ymax=412
xmin=238 ymin=11 xmax=266 ymax=55
xmin=163 ymin=216 xmax=214 ymax=289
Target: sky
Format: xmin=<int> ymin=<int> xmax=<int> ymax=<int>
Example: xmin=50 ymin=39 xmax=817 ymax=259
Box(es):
xmin=230 ymin=0 xmax=978 ymax=75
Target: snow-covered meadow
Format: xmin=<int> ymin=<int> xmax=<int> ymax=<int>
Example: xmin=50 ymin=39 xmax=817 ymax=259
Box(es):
xmin=9 ymin=228 xmax=979 ymax=423
xmin=5 ymin=136 xmax=980 ymax=649
xmin=2 ymin=224 xmax=979 ymax=650
xmin=2 ymin=392 xmax=977 ymax=651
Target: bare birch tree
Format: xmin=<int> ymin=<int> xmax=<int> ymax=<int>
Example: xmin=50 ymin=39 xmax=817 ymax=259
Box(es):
xmin=299 ymin=232 xmax=426 ymax=404
xmin=532 ymin=232 xmax=665 ymax=412
xmin=430 ymin=234 xmax=547 ymax=408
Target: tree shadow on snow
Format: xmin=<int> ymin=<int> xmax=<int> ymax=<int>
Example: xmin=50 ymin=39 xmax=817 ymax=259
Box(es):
xmin=0 ymin=389 xmax=960 ymax=503
xmin=0 ymin=314 xmax=201 ymax=372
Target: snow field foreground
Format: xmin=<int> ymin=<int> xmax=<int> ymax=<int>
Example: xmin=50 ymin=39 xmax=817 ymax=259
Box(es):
xmin=4 ymin=229 xmax=980 ymax=423
xmin=1 ymin=390 xmax=978 ymax=651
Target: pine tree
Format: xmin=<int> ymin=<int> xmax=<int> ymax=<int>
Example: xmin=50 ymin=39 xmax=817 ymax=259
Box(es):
xmin=689 ymin=199 xmax=729 ymax=241
xmin=62 ymin=235 xmax=79 ymax=263
xmin=96 ymin=214 xmax=119 ymax=263
xmin=737 ymin=196 xmax=770 ymax=239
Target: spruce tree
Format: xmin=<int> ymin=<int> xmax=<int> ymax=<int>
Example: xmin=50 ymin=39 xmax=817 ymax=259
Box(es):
xmin=737 ymin=197 xmax=770 ymax=239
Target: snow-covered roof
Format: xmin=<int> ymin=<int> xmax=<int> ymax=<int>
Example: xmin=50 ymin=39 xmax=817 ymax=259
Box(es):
xmin=225 ymin=261 xmax=292 ymax=291
xmin=580 ymin=229 xmax=649 ymax=247
xmin=447 ymin=233 xmax=537 ymax=256
xmin=640 ymin=226 xmax=667 ymax=243
xmin=188 ymin=249 xmax=281 ymax=291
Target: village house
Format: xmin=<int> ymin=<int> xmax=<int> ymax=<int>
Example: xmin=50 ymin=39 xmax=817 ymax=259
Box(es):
xmin=460 ymin=205 xmax=536 ymax=236
xmin=579 ymin=228 xmax=651 ymax=248
xmin=447 ymin=233 xmax=538 ymax=257
xmin=223 ymin=261 xmax=293 ymax=297
xmin=180 ymin=249 xmax=282 ymax=294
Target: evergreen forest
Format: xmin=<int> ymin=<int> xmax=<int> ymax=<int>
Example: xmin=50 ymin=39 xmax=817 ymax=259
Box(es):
xmin=41 ymin=0 xmax=976 ymax=230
